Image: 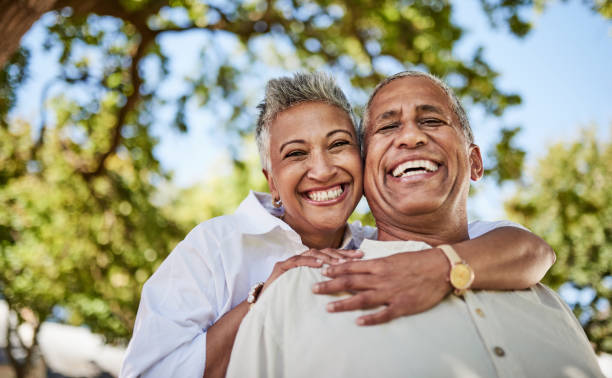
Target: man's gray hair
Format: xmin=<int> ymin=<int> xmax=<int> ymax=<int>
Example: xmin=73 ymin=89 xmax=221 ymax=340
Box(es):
xmin=361 ymin=71 xmax=473 ymax=148
xmin=255 ymin=72 xmax=358 ymax=170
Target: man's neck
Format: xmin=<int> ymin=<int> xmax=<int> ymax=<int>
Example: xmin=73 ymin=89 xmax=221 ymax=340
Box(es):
xmin=375 ymin=211 xmax=469 ymax=246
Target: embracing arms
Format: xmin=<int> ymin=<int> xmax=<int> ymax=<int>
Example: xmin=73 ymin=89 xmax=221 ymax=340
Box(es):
xmin=314 ymin=225 xmax=555 ymax=325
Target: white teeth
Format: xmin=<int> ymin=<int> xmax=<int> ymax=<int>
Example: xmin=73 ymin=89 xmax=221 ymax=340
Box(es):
xmin=392 ymin=160 xmax=438 ymax=178
xmin=307 ymin=185 xmax=344 ymax=202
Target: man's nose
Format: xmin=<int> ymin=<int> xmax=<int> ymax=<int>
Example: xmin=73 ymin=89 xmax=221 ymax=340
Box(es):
xmin=395 ymin=121 xmax=428 ymax=148
xmin=307 ymin=152 xmax=337 ymax=182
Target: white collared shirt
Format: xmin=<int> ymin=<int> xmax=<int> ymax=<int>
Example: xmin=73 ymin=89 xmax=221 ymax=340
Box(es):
xmin=227 ymin=239 xmax=603 ymax=378
xmin=120 ymin=191 xmax=526 ymax=377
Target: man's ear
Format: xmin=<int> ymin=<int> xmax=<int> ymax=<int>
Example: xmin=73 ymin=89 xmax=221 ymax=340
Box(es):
xmin=262 ymin=169 xmax=279 ymax=199
xmin=468 ymin=144 xmax=484 ymax=181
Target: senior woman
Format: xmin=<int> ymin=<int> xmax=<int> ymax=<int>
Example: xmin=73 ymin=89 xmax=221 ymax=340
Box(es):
xmin=120 ymin=72 xmax=555 ymax=378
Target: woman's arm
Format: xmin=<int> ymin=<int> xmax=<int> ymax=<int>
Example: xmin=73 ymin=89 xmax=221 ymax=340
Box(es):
xmin=204 ymin=248 xmax=362 ymax=377
xmin=454 ymin=226 xmax=555 ymax=290
xmin=314 ymin=225 xmax=556 ymax=325
xmin=204 ymin=301 xmax=250 ymax=378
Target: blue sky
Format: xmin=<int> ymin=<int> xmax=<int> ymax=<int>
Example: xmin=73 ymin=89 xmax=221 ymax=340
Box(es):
xmin=11 ymin=0 xmax=612 ymax=220
xmin=454 ymin=0 xmax=612 ymax=219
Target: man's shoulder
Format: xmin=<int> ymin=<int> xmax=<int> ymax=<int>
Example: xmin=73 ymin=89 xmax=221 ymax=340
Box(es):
xmin=251 ymin=266 xmax=323 ymax=315
xmin=468 ymin=219 xmax=528 ymax=238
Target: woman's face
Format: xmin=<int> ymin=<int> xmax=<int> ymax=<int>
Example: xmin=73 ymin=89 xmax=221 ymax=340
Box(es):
xmin=264 ymin=102 xmax=363 ymax=240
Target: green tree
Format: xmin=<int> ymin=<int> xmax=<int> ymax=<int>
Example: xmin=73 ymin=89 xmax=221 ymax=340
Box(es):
xmin=0 ymin=115 xmax=185 ymax=376
xmin=506 ymin=128 xmax=612 ymax=353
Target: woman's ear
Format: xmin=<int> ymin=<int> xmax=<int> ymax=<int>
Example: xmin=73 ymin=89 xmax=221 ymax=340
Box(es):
xmin=263 ymin=169 xmax=279 ymax=199
xmin=468 ymin=144 xmax=484 ymax=181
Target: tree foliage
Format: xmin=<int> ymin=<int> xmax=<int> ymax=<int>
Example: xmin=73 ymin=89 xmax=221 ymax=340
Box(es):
xmin=506 ymin=128 xmax=612 ymax=353
xmin=0 ymin=116 xmax=186 ymax=376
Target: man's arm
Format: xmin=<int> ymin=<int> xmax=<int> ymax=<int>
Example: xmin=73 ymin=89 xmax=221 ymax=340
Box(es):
xmin=314 ymin=225 xmax=555 ymax=326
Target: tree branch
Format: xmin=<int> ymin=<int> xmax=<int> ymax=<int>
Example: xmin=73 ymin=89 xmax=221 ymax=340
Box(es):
xmin=81 ymin=30 xmax=153 ymax=180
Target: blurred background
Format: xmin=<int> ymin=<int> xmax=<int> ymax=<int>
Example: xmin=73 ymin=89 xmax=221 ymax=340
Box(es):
xmin=0 ymin=0 xmax=611 ymax=376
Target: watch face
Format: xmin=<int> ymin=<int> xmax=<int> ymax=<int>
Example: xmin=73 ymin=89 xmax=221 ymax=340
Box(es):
xmin=450 ymin=263 xmax=474 ymax=290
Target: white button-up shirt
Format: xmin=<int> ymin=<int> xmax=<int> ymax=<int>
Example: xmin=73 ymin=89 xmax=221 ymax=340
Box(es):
xmin=227 ymin=238 xmax=603 ymax=378
xmin=120 ymin=191 xmax=528 ymax=377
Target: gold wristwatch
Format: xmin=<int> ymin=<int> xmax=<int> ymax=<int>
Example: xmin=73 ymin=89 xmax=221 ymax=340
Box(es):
xmin=438 ymin=244 xmax=474 ymax=296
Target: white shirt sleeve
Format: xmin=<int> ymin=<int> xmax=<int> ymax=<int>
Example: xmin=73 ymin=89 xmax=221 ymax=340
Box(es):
xmin=120 ymin=228 xmax=220 ymax=377
xmin=467 ymin=219 xmax=528 ymax=239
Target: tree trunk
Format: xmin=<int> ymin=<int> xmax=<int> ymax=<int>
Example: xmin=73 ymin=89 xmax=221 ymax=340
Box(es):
xmin=0 ymin=0 xmax=60 ymax=67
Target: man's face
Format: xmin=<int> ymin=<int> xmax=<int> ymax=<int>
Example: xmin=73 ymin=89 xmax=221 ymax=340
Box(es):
xmin=363 ymin=76 xmax=483 ymax=227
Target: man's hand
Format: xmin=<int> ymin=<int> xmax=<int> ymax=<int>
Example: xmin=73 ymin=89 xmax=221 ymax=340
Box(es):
xmin=312 ymin=249 xmax=452 ymax=325
xmin=262 ymin=249 xmax=363 ymax=292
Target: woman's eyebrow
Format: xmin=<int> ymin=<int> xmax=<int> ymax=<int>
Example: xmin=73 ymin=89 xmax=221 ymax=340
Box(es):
xmin=279 ymin=139 xmax=306 ymax=154
xmin=327 ymin=129 xmax=353 ymax=138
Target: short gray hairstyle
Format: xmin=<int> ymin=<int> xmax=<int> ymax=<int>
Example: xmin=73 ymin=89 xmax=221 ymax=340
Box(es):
xmin=361 ymin=71 xmax=473 ymax=150
xmin=255 ymin=72 xmax=358 ymax=170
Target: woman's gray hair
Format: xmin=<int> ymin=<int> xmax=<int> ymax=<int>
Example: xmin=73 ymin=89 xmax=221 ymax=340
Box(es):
xmin=255 ymin=72 xmax=358 ymax=170
xmin=361 ymin=71 xmax=473 ymax=148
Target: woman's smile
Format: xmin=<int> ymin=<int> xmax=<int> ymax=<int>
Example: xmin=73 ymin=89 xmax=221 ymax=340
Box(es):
xmin=303 ymin=183 xmax=349 ymax=204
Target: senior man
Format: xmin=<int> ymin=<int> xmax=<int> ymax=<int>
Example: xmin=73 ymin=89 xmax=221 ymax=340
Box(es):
xmin=226 ymin=71 xmax=604 ymax=378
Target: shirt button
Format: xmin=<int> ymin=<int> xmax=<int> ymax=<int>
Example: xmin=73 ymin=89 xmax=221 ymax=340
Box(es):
xmin=475 ymin=308 xmax=485 ymax=317
xmin=493 ymin=346 xmax=505 ymax=357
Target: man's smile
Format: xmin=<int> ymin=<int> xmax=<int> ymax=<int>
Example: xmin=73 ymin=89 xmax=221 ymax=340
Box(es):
xmin=389 ymin=158 xmax=441 ymax=180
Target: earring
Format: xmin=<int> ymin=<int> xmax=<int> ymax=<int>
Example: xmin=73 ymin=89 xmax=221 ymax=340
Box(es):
xmin=273 ymin=198 xmax=282 ymax=208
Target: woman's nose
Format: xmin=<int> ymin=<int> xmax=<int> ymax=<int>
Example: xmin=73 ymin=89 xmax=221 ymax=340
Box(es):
xmin=307 ymin=152 xmax=337 ymax=182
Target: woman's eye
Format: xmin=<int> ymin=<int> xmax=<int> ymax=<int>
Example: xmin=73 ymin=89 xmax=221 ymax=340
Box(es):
xmin=284 ymin=150 xmax=306 ymax=158
xmin=330 ymin=140 xmax=350 ymax=148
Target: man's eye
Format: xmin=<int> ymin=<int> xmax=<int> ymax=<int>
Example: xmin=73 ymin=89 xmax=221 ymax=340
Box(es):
xmin=421 ymin=118 xmax=443 ymax=126
xmin=378 ymin=122 xmax=399 ymax=132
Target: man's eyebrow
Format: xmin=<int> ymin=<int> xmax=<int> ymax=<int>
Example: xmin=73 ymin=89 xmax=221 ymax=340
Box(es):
xmin=327 ymin=129 xmax=353 ymax=138
xmin=279 ymin=139 xmax=305 ymax=154
xmin=417 ymin=104 xmax=445 ymax=115
xmin=374 ymin=110 xmax=400 ymax=123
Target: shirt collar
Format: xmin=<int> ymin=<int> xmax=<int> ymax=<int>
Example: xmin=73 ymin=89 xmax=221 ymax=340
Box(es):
xmin=359 ymin=238 xmax=431 ymax=259
xmin=234 ymin=191 xmax=359 ymax=250
xmin=233 ymin=191 xmax=294 ymax=235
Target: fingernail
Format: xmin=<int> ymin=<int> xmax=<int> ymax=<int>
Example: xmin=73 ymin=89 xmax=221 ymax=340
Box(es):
xmin=312 ymin=284 xmax=320 ymax=293
xmin=322 ymin=266 xmax=329 ymax=275
xmin=338 ymin=258 xmax=346 ymax=263
xmin=326 ymin=303 xmax=335 ymax=312
xmin=356 ymin=318 xmax=365 ymax=326
xmin=316 ymin=259 xmax=323 ymax=264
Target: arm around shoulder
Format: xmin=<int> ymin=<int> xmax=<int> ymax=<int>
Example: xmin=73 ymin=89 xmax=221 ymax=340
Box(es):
xmin=456 ymin=224 xmax=556 ymax=290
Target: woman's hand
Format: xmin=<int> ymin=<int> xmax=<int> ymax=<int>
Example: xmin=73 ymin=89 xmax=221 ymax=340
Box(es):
xmin=312 ymin=249 xmax=451 ymax=326
xmin=262 ymin=249 xmax=363 ymax=292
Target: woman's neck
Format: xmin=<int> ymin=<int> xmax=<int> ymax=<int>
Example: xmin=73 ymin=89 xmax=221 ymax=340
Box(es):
xmin=300 ymin=225 xmax=346 ymax=250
